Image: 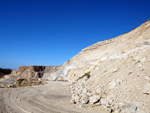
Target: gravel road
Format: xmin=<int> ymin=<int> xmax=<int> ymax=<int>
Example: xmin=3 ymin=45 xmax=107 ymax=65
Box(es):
xmin=0 ymin=81 xmax=108 ymax=113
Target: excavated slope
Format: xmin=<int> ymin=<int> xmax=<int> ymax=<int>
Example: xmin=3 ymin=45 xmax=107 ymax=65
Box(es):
xmin=66 ymin=20 xmax=150 ymax=80
xmin=1 ymin=20 xmax=150 ymax=113
xmin=67 ymin=20 xmax=150 ymax=112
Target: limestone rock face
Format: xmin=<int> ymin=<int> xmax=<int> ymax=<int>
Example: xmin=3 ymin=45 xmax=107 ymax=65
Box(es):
xmin=1 ymin=20 xmax=150 ymax=112
xmin=10 ymin=66 xmax=60 ymax=80
xmin=66 ymin=20 xmax=150 ymax=81
xmin=0 ymin=65 xmax=68 ymax=87
xmin=66 ymin=20 xmax=150 ymax=112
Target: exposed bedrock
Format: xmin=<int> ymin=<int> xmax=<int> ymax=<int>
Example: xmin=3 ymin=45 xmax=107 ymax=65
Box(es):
xmin=1 ymin=20 xmax=150 ymax=112
xmin=11 ymin=66 xmax=61 ymax=80
xmin=66 ymin=20 xmax=150 ymax=112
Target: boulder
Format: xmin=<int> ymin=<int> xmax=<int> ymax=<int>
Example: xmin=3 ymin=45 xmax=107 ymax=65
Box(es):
xmin=144 ymin=76 xmax=150 ymax=80
xmin=74 ymin=95 xmax=81 ymax=103
xmin=89 ymin=95 xmax=100 ymax=104
xmin=80 ymin=97 xmax=89 ymax=104
xmin=80 ymin=94 xmax=89 ymax=104
xmin=120 ymin=105 xmax=137 ymax=113
xmin=70 ymin=99 xmax=75 ymax=104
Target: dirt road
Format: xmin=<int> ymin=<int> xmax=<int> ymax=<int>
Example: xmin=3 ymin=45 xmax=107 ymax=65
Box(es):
xmin=0 ymin=81 xmax=108 ymax=113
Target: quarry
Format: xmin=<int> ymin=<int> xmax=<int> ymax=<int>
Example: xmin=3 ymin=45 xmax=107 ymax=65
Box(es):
xmin=0 ymin=20 xmax=150 ymax=113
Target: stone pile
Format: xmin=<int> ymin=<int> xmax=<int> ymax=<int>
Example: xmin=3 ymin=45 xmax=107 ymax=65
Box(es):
xmin=69 ymin=79 xmax=114 ymax=112
xmin=69 ymin=77 xmax=147 ymax=113
xmin=68 ymin=51 xmax=150 ymax=112
xmin=64 ymin=20 xmax=150 ymax=113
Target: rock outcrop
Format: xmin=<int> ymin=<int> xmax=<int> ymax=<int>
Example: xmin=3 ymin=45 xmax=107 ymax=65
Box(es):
xmin=11 ymin=66 xmax=60 ymax=80
xmin=0 ymin=65 xmax=68 ymax=87
xmin=66 ymin=20 xmax=150 ymax=112
xmin=1 ymin=20 xmax=150 ymax=112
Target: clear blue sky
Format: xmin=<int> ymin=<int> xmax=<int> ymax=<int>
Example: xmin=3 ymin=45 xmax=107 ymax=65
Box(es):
xmin=0 ymin=0 xmax=150 ymax=69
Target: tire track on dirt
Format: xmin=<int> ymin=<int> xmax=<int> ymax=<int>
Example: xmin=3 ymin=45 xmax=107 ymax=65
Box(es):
xmin=0 ymin=81 xmax=106 ymax=113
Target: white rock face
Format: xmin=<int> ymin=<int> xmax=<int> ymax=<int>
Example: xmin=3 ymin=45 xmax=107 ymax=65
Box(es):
xmin=50 ymin=73 xmax=58 ymax=81
xmin=89 ymin=95 xmax=100 ymax=104
xmin=67 ymin=20 xmax=150 ymax=113
xmin=3 ymin=20 xmax=150 ymax=112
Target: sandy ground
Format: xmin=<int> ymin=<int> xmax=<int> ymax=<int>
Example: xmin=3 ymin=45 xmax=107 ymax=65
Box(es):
xmin=0 ymin=81 xmax=108 ymax=113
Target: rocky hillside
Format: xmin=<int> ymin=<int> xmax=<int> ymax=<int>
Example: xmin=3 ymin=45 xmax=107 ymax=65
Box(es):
xmin=67 ymin=20 xmax=150 ymax=113
xmin=65 ymin=20 xmax=150 ymax=80
xmin=1 ymin=20 xmax=150 ymax=112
